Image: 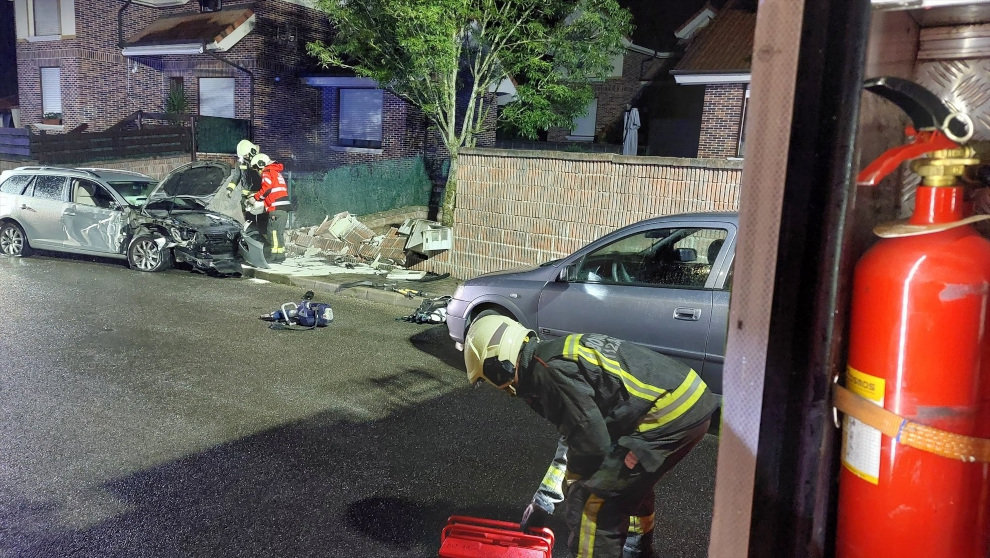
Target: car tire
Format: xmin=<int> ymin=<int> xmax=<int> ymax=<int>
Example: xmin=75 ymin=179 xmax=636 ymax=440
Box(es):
xmin=0 ymin=222 xmax=32 ymax=257
xmin=128 ymin=234 xmax=173 ymax=272
xmin=468 ymin=308 xmax=511 ymax=335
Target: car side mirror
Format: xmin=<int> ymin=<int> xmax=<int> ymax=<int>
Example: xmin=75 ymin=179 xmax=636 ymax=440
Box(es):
xmin=675 ymin=248 xmax=697 ymax=262
xmin=559 ymin=265 xmax=576 ymax=282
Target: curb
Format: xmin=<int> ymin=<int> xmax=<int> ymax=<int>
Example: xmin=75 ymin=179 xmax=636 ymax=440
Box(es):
xmin=242 ymin=267 xmax=426 ymax=310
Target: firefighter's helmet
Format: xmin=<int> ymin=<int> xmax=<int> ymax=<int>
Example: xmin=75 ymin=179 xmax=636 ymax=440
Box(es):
xmin=464 ymin=315 xmax=533 ymax=395
xmin=236 ymin=139 xmax=259 ymax=162
xmin=251 ymin=153 xmax=272 ymax=170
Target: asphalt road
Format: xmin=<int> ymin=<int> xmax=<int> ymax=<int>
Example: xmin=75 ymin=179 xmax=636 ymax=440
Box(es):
xmin=0 ymin=252 xmax=717 ymax=557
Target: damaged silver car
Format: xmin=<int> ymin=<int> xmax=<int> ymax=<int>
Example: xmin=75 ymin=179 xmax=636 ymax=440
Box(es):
xmin=0 ymin=163 xmax=268 ymax=275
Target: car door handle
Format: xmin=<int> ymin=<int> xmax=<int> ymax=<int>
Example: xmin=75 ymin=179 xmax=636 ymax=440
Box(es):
xmin=63 ymin=207 xmax=76 ymax=216
xmin=673 ymin=307 xmax=702 ymax=321
xmin=20 ymin=204 xmax=36 ymax=212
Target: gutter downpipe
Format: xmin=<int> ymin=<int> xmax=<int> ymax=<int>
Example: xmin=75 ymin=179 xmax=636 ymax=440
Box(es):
xmin=208 ymin=51 xmax=255 ymax=142
xmin=117 ymin=0 xmax=133 ymax=48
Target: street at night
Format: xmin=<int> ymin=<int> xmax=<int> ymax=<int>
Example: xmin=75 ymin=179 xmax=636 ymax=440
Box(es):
xmin=0 ymin=253 xmax=717 ymax=557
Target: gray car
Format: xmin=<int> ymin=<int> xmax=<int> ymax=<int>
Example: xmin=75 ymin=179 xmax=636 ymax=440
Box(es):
xmin=0 ymin=162 xmax=266 ymax=275
xmin=446 ymin=212 xmax=736 ymax=394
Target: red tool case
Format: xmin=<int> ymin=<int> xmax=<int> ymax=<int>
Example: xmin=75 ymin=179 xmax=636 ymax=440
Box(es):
xmin=439 ymin=515 xmax=555 ymax=557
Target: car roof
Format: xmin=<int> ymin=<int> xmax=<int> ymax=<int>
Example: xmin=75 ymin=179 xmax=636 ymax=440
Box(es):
xmin=8 ymin=166 xmax=155 ymax=182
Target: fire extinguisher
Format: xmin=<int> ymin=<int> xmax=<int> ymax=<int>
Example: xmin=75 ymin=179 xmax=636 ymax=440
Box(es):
xmin=835 ymin=77 xmax=990 ymax=557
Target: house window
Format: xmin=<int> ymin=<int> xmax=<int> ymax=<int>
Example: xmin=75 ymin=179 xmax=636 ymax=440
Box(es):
xmin=199 ymin=77 xmax=235 ymax=118
xmin=32 ymin=0 xmax=61 ymax=36
xmin=40 ymin=66 xmax=62 ymax=116
xmin=338 ymin=88 xmax=382 ymax=149
xmin=567 ymin=98 xmax=598 ymax=142
xmin=737 ymin=85 xmax=750 ymax=158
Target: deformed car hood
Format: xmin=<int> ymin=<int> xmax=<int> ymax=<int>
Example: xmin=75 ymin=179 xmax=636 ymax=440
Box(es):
xmin=143 ymin=161 xmax=234 ymax=212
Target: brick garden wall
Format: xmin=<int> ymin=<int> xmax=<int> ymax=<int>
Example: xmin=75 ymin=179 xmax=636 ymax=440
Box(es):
xmin=697 ymin=83 xmax=747 ymax=158
xmin=415 ymin=148 xmax=742 ymax=280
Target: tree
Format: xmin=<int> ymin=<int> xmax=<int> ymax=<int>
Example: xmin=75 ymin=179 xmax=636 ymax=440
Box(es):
xmin=308 ymin=0 xmax=632 ymax=226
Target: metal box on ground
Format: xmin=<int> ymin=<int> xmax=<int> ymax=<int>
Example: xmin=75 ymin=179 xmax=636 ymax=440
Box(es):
xmin=438 ymin=515 xmax=554 ymax=558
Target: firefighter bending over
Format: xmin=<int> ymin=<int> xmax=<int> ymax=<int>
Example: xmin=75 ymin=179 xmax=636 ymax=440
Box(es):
xmin=464 ymin=316 xmax=720 ymax=558
xmin=251 ymin=153 xmax=292 ymax=264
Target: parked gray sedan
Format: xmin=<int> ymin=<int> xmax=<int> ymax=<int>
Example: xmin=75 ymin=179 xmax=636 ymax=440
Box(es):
xmin=446 ymin=212 xmax=736 ymax=394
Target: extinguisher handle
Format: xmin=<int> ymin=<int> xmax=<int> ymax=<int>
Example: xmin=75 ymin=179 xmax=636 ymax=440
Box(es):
xmin=857 ymin=77 xmax=975 ymax=186
xmin=864 ymin=76 xmax=971 ymax=141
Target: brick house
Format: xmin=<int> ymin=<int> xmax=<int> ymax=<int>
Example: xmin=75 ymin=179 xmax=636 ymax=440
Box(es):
xmin=10 ymin=0 xmax=432 ymax=170
xmin=670 ymin=2 xmax=756 ymax=159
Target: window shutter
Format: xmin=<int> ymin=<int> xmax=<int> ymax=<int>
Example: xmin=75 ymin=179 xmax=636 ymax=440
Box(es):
xmin=570 ymin=98 xmax=598 ymax=140
xmin=40 ymin=67 xmax=62 ymax=114
xmin=199 ymin=78 xmax=235 ymax=118
xmin=339 ymin=89 xmax=383 ymax=143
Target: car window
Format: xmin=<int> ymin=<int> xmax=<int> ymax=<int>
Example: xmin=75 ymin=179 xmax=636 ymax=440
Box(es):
xmin=574 ymin=226 xmax=729 ymax=288
xmin=72 ymin=179 xmax=117 ymax=209
xmin=28 ymin=175 xmax=68 ymax=201
xmin=107 ymin=180 xmax=156 ymax=207
xmin=0 ymin=174 xmax=32 ymax=195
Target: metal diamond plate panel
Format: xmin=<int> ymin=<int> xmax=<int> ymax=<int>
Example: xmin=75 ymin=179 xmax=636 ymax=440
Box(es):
xmin=916 ymin=59 xmax=990 ymax=142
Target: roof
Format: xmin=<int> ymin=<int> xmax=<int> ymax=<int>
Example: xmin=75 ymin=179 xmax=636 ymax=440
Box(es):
xmin=671 ymin=8 xmax=756 ymax=83
xmin=122 ymin=7 xmax=255 ymax=55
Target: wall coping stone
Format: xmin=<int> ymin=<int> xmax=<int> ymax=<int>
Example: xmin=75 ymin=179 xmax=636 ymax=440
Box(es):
xmin=459 ymin=147 xmax=745 ymax=170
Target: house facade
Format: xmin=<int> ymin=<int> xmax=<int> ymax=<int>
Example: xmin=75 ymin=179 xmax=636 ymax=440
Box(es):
xmin=11 ymin=0 xmax=432 ymax=170
xmin=670 ymin=5 xmax=756 ymax=159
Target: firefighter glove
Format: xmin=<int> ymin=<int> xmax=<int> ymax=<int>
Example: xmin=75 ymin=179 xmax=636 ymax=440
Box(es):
xmin=520 ymin=502 xmax=550 ymax=532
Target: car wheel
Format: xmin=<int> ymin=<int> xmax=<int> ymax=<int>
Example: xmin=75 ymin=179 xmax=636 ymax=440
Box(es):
xmin=0 ymin=222 xmax=32 ymax=257
xmin=468 ymin=308 xmax=511 ymax=334
xmin=128 ymin=235 xmax=173 ymax=272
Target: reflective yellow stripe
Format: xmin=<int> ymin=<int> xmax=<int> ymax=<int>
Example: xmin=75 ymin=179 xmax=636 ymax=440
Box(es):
xmin=271 ymin=231 xmax=281 ymax=252
xmin=637 ymin=370 xmax=707 ymax=431
xmin=578 ymin=494 xmax=604 ymax=557
xmin=628 ymin=515 xmax=643 ymax=535
xmin=540 ymin=462 xmax=565 ymax=491
xmin=562 ymin=335 xmax=667 ymax=402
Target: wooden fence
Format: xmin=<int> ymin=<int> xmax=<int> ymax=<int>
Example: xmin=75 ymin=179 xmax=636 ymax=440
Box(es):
xmin=29 ymin=127 xmax=191 ymax=164
xmin=0 ymin=128 xmax=30 ymax=158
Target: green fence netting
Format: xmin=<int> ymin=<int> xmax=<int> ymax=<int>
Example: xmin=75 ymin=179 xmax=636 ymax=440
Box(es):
xmin=288 ymin=156 xmax=433 ymax=227
xmin=195 ymin=116 xmax=250 ymax=154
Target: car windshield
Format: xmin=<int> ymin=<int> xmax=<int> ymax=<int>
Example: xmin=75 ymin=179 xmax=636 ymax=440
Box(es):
xmin=106 ymin=180 xmax=157 ymax=207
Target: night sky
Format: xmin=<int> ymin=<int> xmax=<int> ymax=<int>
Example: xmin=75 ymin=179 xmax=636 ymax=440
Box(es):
xmin=0 ymin=1 xmax=16 ymax=99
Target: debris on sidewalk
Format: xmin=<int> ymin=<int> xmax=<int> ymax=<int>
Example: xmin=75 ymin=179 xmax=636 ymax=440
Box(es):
xmin=284 ymin=212 xmax=452 ymax=273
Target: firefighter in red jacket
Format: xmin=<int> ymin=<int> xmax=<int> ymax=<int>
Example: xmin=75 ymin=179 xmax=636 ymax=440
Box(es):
xmin=464 ymin=315 xmax=720 ymax=558
xmin=250 ymin=153 xmax=292 ymax=263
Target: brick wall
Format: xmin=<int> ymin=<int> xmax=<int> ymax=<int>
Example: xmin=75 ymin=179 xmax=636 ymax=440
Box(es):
xmin=697 ymin=83 xmax=747 ymax=158
xmin=415 ymin=148 xmax=742 ymax=279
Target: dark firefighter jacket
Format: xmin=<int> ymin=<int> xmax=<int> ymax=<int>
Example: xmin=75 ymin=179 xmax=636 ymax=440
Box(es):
xmin=517 ymin=333 xmax=719 ymax=477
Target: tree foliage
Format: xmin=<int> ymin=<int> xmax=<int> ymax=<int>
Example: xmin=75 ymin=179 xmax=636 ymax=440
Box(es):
xmin=308 ymin=0 xmax=631 ymax=225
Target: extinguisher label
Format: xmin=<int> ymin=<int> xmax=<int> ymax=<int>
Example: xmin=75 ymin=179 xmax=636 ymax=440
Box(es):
xmin=841 ymin=366 xmax=886 ymax=485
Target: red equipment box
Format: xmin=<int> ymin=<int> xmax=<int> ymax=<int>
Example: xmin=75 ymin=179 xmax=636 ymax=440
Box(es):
xmin=439 ymin=515 xmax=555 ymax=558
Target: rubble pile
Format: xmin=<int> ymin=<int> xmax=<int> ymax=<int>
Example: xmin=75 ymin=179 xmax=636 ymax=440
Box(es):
xmin=285 ymin=211 xmax=451 ymax=270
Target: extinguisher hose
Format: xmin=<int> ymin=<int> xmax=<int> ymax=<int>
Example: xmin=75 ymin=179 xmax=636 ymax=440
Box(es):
xmin=834 ymin=384 xmax=990 ymax=463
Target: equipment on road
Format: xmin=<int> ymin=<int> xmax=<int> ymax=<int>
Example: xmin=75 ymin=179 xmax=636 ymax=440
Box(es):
xmin=260 ymin=290 xmax=334 ymax=331
xmin=834 ymin=77 xmax=990 ymax=557
xmin=439 ymin=515 xmax=554 ymax=558
xmin=397 ymin=295 xmax=451 ymax=324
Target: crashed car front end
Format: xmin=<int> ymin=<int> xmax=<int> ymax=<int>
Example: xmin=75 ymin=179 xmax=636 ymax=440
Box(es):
xmin=147 ymin=211 xmax=244 ymax=276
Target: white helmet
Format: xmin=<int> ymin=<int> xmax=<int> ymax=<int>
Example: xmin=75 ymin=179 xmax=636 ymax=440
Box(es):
xmin=236 ymin=139 xmax=259 ymax=161
xmin=251 ymin=153 xmax=272 ymax=170
xmin=464 ymin=315 xmax=533 ymax=395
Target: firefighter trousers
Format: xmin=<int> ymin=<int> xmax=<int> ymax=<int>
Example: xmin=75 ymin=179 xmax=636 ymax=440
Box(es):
xmin=563 ymin=417 xmax=711 ymax=558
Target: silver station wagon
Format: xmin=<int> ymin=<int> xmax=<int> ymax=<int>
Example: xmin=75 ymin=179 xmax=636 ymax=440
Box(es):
xmin=0 ymin=163 xmax=267 ymax=275
xmin=446 ymin=212 xmax=736 ymax=395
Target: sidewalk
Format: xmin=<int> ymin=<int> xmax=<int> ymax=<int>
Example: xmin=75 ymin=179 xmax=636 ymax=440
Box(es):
xmin=239 ymin=255 xmax=462 ymax=310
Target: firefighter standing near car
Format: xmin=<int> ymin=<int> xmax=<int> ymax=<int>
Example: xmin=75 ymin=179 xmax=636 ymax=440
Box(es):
xmin=251 ymin=153 xmax=292 ymax=263
xmin=464 ymin=315 xmax=720 ymax=558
